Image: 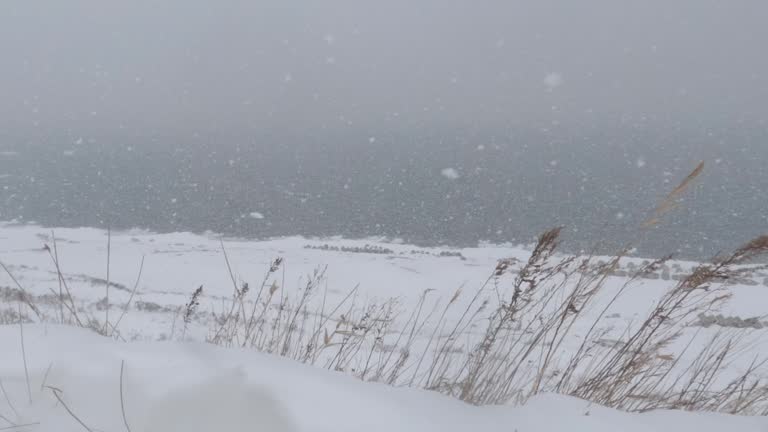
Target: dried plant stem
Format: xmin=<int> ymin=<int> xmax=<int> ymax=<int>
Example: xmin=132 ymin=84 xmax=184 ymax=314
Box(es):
xmin=45 ymin=247 xmax=84 ymax=327
xmin=112 ymin=256 xmax=146 ymax=334
xmin=120 ymin=360 xmax=132 ymax=432
xmin=0 ymin=380 xmax=18 ymax=420
xmin=211 ymin=238 xmax=241 ymax=342
xmin=46 ymin=386 xmax=93 ymax=432
xmin=17 ymin=304 xmax=31 ymax=404
xmin=0 ymin=262 xmax=41 ymax=320
xmin=643 ymin=161 xmax=705 ymax=227
xmin=0 ymin=422 xmax=40 ymax=431
xmin=52 ymin=230 xmax=64 ymax=323
xmin=40 ymin=362 xmax=54 ymax=391
xmin=104 ymin=228 xmax=112 ymax=335
xmin=0 ymin=413 xmax=15 ymax=428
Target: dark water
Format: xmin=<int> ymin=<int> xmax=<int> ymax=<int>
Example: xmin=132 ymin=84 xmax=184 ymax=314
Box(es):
xmin=1 ymin=124 xmax=767 ymax=260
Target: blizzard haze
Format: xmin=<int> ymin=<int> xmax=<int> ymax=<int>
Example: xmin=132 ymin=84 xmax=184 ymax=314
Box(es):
xmin=2 ymin=1 xmax=767 ymax=130
xmin=4 ymin=4 xmax=768 ymax=428
xmin=1 ymin=0 xmax=767 ymax=258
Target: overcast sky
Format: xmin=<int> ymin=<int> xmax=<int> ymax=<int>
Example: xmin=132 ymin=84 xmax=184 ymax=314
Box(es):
xmin=1 ymin=0 xmax=767 ymax=138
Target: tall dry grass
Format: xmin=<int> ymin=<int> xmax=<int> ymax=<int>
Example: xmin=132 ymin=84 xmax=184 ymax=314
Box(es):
xmin=203 ymin=162 xmax=768 ymax=413
xmin=3 ymin=161 xmax=768 ymax=415
xmin=203 ymin=228 xmax=768 ymax=413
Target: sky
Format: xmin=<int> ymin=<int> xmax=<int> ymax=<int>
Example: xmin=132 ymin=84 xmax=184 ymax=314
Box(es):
xmin=1 ymin=0 xmax=767 ymax=138
xmin=1 ymin=1 xmax=768 ymax=258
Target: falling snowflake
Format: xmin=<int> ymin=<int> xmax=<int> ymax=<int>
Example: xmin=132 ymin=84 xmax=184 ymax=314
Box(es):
xmin=441 ymin=168 xmax=460 ymax=180
xmin=249 ymin=212 xmax=265 ymax=220
xmin=543 ymin=73 xmax=564 ymax=90
xmin=636 ymin=158 xmax=646 ymax=168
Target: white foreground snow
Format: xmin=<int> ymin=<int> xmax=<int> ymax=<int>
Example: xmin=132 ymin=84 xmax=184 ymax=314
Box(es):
xmin=0 ymin=325 xmax=765 ymax=432
xmin=1 ymin=223 xmax=768 ymax=430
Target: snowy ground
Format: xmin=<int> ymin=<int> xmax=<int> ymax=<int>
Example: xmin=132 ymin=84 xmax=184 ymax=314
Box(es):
xmin=0 ymin=223 xmax=535 ymax=340
xmin=1 ymin=223 xmax=765 ymax=340
xmin=1 ymin=222 xmax=768 ymax=430
xmin=0 ymin=326 xmax=766 ymax=432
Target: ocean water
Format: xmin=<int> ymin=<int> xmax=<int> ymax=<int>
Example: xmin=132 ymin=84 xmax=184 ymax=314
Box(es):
xmin=1 ymin=126 xmax=766 ymax=260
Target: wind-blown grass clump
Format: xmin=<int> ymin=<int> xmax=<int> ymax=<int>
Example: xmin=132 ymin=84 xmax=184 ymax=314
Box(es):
xmin=208 ymin=228 xmax=768 ymax=414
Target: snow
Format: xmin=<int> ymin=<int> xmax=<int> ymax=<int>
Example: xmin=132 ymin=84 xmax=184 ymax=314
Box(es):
xmin=0 ymin=325 xmax=766 ymax=432
xmin=0 ymin=223 xmax=767 ymax=430
xmin=0 ymin=223 xmax=533 ymax=340
xmin=441 ymin=168 xmax=461 ymax=179
xmin=248 ymin=211 xmax=265 ymax=219
xmin=543 ymin=72 xmax=564 ymax=90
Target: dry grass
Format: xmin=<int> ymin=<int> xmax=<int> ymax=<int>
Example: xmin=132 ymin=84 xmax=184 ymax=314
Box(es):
xmin=563 ymin=242 xmax=768 ymax=413
xmin=198 ymin=163 xmax=768 ymax=413
xmin=642 ymin=160 xmax=705 ymax=227
xmin=202 ymin=229 xmax=768 ymax=413
xmin=4 ymin=162 xmax=768 ymax=415
xmin=0 ymin=230 xmax=145 ymax=343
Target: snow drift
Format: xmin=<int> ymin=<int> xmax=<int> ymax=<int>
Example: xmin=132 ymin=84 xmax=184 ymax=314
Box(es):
xmin=0 ymin=326 xmax=766 ymax=432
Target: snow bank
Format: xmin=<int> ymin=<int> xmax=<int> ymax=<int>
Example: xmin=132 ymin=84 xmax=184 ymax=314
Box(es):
xmin=0 ymin=325 xmax=766 ymax=432
xmin=140 ymin=371 xmax=296 ymax=432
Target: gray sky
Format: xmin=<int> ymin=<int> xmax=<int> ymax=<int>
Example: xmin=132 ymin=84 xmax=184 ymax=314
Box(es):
xmin=1 ymin=0 xmax=767 ymax=137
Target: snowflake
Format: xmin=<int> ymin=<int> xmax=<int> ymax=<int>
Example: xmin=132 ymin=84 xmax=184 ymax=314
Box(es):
xmin=441 ymin=168 xmax=460 ymax=180
xmin=544 ymin=73 xmax=564 ymax=90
